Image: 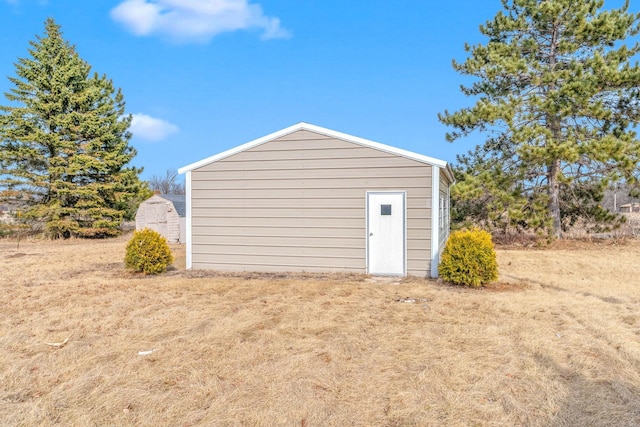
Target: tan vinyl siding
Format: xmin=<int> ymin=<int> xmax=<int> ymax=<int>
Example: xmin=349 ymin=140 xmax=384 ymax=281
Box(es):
xmin=193 ymin=179 xmax=426 ymax=190
xmin=196 ymin=157 xmax=422 ymax=172
xmin=192 ymin=196 xmax=429 ymax=209
xmin=193 ymin=166 xmax=429 ymax=180
xmin=190 ymin=129 xmax=434 ymax=276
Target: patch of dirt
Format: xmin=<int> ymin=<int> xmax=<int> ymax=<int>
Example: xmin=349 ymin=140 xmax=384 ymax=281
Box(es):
xmin=545 ymin=237 xmax=633 ymax=250
xmin=433 ymin=279 xmax=529 ymax=293
xmin=169 ymin=269 xmax=369 ymax=282
xmin=483 ymin=281 xmax=529 ymax=292
xmin=366 ymin=276 xmax=402 ymax=285
xmin=4 ymin=252 xmax=43 ymax=259
xmin=5 ymin=252 xmax=28 ymax=258
xmin=496 ymin=236 xmax=638 ymax=251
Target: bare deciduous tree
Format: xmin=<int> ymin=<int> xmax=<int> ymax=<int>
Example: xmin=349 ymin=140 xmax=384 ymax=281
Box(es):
xmin=148 ymin=169 xmax=185 ymax=195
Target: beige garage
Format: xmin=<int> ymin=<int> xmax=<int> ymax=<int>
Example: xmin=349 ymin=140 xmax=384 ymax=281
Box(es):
xmin=178 ymin=123 xmax=454 ymax=277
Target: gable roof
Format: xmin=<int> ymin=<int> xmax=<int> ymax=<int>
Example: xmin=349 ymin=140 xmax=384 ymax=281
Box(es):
xmin=144 ymin=194 xmax=186 ymax=217
xmin=178 ymin=122 xmax=455 ymax=182
xmin=160 ymin=194 xmax=186 ymax=217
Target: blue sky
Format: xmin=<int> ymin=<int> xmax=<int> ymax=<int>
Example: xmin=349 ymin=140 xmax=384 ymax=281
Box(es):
xmin=0 ymin=0 xmax=635 ymax=180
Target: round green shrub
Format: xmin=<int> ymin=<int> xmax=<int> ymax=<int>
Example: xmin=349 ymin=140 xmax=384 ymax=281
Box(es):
xmin=439 ymin=228 xmax=498 ymax=287
xmin=125 ymin=228 xmax=174 ymax=275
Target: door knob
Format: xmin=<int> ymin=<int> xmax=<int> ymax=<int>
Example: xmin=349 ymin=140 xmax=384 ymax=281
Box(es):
xmin=369 ymin=232 xmax=373 ymax=236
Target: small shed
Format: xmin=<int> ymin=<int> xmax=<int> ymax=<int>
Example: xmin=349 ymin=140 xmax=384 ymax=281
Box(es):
xmin=135 ymin=194 xmax=186 ymax=243
xmin=0 ymin=203 xmax=14 ymax=224
xmin=178 ymin=122 xmax=455 ymax=277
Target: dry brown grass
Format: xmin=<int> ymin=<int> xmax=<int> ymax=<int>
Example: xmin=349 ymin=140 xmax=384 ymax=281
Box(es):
xmin=1 ymin=236 xmax=640 ymax=426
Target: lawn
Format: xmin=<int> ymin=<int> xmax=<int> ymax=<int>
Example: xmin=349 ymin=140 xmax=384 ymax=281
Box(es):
xmin=1 ymin=236 xmax=639 ymax=426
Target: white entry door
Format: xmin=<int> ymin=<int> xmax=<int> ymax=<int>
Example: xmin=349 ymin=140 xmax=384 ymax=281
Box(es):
xmin=367 ymin=192 xmax=406 ymax=276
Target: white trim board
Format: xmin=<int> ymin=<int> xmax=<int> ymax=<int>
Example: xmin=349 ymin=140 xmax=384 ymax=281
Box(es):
xmin=178 ymin=122 xmax=454 ymax=178
xmin=430 ymin=166 xmax=440 ymax=278
xmin=185 ymin=170 xmax=192 ymax=270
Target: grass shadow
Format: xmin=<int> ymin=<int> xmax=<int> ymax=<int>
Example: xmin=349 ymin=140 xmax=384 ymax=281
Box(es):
xmin=534 ymin=353 xmax=640 ymax=426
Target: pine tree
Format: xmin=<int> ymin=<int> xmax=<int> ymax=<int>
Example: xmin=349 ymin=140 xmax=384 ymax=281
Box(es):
xmin=440 ymin=0 xmax=640 ymax=238
xmin=0 ymin=18 xmax=146 ymax=238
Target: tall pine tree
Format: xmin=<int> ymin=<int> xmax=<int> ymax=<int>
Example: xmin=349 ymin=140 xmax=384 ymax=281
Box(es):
xmin=0 ymin=18 xmax=147 ymax=238
xmin=440 ymin=0 xmax=640 ymax=238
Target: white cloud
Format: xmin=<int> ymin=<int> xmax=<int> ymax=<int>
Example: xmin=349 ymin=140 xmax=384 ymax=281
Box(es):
xmin=110 ymin=0 xmax=290 ymax=42
xmin=129 ymin=113 xmax=179 ymax=142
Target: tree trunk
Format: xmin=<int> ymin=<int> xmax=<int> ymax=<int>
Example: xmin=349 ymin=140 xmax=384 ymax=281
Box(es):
xmin=548 ymin=158 xmax=562 ymax=239
xmin=546 ymin=22 xmax=562 ymax=239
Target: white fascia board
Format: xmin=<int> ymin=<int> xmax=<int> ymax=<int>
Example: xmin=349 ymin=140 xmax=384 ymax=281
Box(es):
xmin=178 ymin=122 xmax=450 ymax=174
xmin=430 ymin=166 xmax=440 ymax=278
xmin=444 ymin=163 xmax=456 ymax=184
xmin=301 ymin=123 xmax=449 ymax=168
xmin=177 ymin=123 xmax=306 ymax=174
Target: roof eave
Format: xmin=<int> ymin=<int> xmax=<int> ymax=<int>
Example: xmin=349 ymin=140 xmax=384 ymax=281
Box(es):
xmin=444 ymin=163 xmax=456 ymax=184
xmin=178 ymin=123 xmax=306 ymax=174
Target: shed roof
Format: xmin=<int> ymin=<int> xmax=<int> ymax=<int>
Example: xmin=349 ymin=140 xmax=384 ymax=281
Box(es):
xmin=147 ymin=194 xmax=186 ymax=217
xmin=178 ymin=122 xmax=455 ymax=182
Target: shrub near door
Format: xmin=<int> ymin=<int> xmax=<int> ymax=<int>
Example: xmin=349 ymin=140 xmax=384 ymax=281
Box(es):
xmin=439 ymin=228 xmax=498 ymax=287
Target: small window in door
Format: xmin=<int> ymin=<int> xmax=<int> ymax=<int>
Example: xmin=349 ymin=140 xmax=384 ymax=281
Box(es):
xmin=381 ymin=204 xmax=392 ymax=215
